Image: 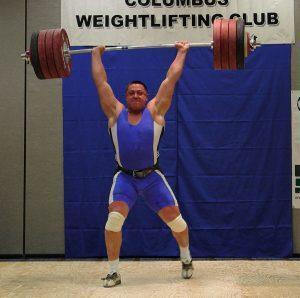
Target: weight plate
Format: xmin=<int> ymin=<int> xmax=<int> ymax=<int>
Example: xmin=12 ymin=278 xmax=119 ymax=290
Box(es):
xmin=228 ymin=19 xmax=237 ymax=70
xmin=30 ymin=32 xmax=45 ymax=79
xmin=38 ymin=30 xmax=52 ymax=79
xmin=220 ymin=19 xmax=229 ymax=70
xmin=45 ymin=29 xmax=59 ymax=78
xmin=213 ymin=19 xmax=222 ymax=70
xmin=53 ymin=28 xmax=71 ymax=78
xmin=236 ymin=18 xmax=245 ymax=69
xmin=245 ymin=32 xmax=251 ymax=58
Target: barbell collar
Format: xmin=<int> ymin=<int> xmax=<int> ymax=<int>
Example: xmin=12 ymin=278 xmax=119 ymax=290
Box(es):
xmin=249 ymin=35 xmax=261 ymax=50
xmin=21 ymin=51 xmax=31 ymax=63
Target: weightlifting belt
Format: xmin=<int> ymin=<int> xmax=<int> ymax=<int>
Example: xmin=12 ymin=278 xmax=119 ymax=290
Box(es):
xmin=117 ymin=163 xmax=159 ymax=178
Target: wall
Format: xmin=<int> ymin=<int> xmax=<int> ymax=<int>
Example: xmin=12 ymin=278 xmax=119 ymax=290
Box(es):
xmin=0 ymin=0 xmax=299 ymax=256
xmin=0 ymin=0 xmax=64 ymax=256
xmin=25 ymin=0 xmax=64 ymax=255
xmin=0 ymin=0 xmax=25 ymax=255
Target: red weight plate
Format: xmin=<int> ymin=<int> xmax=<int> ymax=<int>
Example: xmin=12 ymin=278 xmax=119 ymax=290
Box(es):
xmin=38 ymin=30 xmax=52 ymax=79
xmin=45 ymin=29 xmax=59 ymax=78
xmin=53 ymin=28 xmax=71 ymax=78
xmin=213 ymin=19 xmax=222 ymax=70
xmin=220 ymin=19 xmax=229 ymax=70
xmin=246 ymin=32 xmax=251 ymax=57
xmin=228 ymin=19 xmax=237 ymax=70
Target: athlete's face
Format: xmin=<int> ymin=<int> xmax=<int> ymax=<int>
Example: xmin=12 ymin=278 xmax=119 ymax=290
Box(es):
xmin=126 ymin=84 xmax=148 ymax=113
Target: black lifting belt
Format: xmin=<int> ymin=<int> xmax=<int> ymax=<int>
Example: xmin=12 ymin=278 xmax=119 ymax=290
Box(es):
xmin=117 ymin=163 xmax=160 ymax=178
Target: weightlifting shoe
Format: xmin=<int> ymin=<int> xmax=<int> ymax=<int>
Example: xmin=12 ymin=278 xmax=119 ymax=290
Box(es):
xmin=102 ymin=272 xmax=121 ymax=287
xmin=181 ymin=260 xmax=194 ymax=279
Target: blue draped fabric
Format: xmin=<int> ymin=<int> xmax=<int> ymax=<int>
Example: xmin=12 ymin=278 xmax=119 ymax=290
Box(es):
xmin=63 ymin=45 xmax=292 ymax=258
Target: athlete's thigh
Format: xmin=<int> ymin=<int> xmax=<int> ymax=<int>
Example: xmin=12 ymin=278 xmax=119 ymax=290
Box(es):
xmin=142 ymin=170 xmax=178 ymax=213
xmin=109 ymin=171 xmax=138 ymax=211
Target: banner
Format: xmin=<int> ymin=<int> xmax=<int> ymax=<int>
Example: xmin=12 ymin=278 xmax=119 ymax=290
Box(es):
xmin=292 ymin=91 xmax=300 ymax=209
xmin=61 ymin=0 xmax=295 ymax=46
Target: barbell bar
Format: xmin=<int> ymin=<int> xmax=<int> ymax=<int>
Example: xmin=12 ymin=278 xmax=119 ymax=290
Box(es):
xmin=21 ymin=18 xmax=261 ymax=80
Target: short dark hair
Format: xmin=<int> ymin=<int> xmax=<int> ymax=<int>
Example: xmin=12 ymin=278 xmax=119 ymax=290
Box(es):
xmin=126 ymin=80 xmax=148 ymax=93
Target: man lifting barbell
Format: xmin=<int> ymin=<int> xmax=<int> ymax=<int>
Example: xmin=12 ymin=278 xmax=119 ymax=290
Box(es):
xmin=92 ymin=41 xmax=193 ymax=288
xmin=20 ymin=18 xmax=260 ymax=287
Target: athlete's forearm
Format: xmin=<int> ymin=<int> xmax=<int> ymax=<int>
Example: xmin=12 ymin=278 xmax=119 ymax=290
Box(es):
xmin=166 ymin=50 xmax=187 ymax=83
xmin=92 ymin=49 xmax=107 ymax=87
xmin=91 ymin=48 xmax=117 ymax=118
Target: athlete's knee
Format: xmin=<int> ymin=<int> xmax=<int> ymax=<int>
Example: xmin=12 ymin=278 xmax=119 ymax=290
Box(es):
xmin=166 ymin=214 xmax=187 ymax=233
xmin=108 ymin=201 xmax=129 ymax=216
xmin=105 ymin=211 xmax=125 ymax=232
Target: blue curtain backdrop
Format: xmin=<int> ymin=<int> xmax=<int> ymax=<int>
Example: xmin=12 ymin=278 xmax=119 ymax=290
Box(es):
xmin=63 ymin=45 xmax=292 ymax=258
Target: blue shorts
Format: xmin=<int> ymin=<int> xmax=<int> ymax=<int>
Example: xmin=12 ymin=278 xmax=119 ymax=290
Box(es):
xmin=109 ymin=170 xmax=178 ymax=212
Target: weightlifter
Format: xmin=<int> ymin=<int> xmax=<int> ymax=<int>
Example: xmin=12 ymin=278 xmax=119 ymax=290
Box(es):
xmin=92 ymin=41 xmax=193 ymax=287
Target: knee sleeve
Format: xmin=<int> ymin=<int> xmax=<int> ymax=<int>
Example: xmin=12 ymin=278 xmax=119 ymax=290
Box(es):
xmin=167 ymin=214 xmax=187 ymax=233
xmin=105 ymin=211 xmax=125 ymax=232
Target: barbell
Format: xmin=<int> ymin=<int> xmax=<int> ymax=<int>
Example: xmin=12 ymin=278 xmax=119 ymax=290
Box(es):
xmin=21 ymin=18 xmax=260 ymax=80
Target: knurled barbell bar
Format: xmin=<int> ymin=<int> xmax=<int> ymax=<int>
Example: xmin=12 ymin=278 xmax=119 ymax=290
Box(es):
xmin=21 ymin=18 xmax=260 ymax=80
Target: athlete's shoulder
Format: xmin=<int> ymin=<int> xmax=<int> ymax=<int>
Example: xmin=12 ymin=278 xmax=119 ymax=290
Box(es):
xmin=108 ymin=102 xmax=125 ymax=128
xmin=147 ymin=101 xmax=165 ymax=126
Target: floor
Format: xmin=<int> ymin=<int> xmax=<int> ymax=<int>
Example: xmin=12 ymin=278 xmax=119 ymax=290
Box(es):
xmin=1 ymin=260 xmax=300 ymax=297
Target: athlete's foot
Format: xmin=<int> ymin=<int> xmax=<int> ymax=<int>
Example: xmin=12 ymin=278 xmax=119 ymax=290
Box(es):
xmin=181 ymin=260 xmax=194 ymax=279
xmin=101 ymin=272 xmax=121 ymax=287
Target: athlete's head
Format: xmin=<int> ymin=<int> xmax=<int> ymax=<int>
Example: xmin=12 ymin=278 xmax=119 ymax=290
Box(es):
xmin=125 ymin=81 xmax=148 ymax=114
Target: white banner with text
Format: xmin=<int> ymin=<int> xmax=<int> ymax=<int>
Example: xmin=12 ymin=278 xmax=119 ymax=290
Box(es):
xmin=61 ymin=0 xmax=295 ymax=46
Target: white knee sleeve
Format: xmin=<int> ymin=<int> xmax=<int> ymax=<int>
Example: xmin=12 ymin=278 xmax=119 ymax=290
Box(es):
xmin=105 ymin=211 xmax=125 ymax=232
xmin=167 ymin=214 xmax=187 ymax=233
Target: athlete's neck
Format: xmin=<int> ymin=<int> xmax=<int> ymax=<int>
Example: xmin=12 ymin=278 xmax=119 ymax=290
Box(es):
xmin=127 ymin=107 xmax=145 ymax=115
xmin=127 ymin=110 xmax=143 ymax=125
